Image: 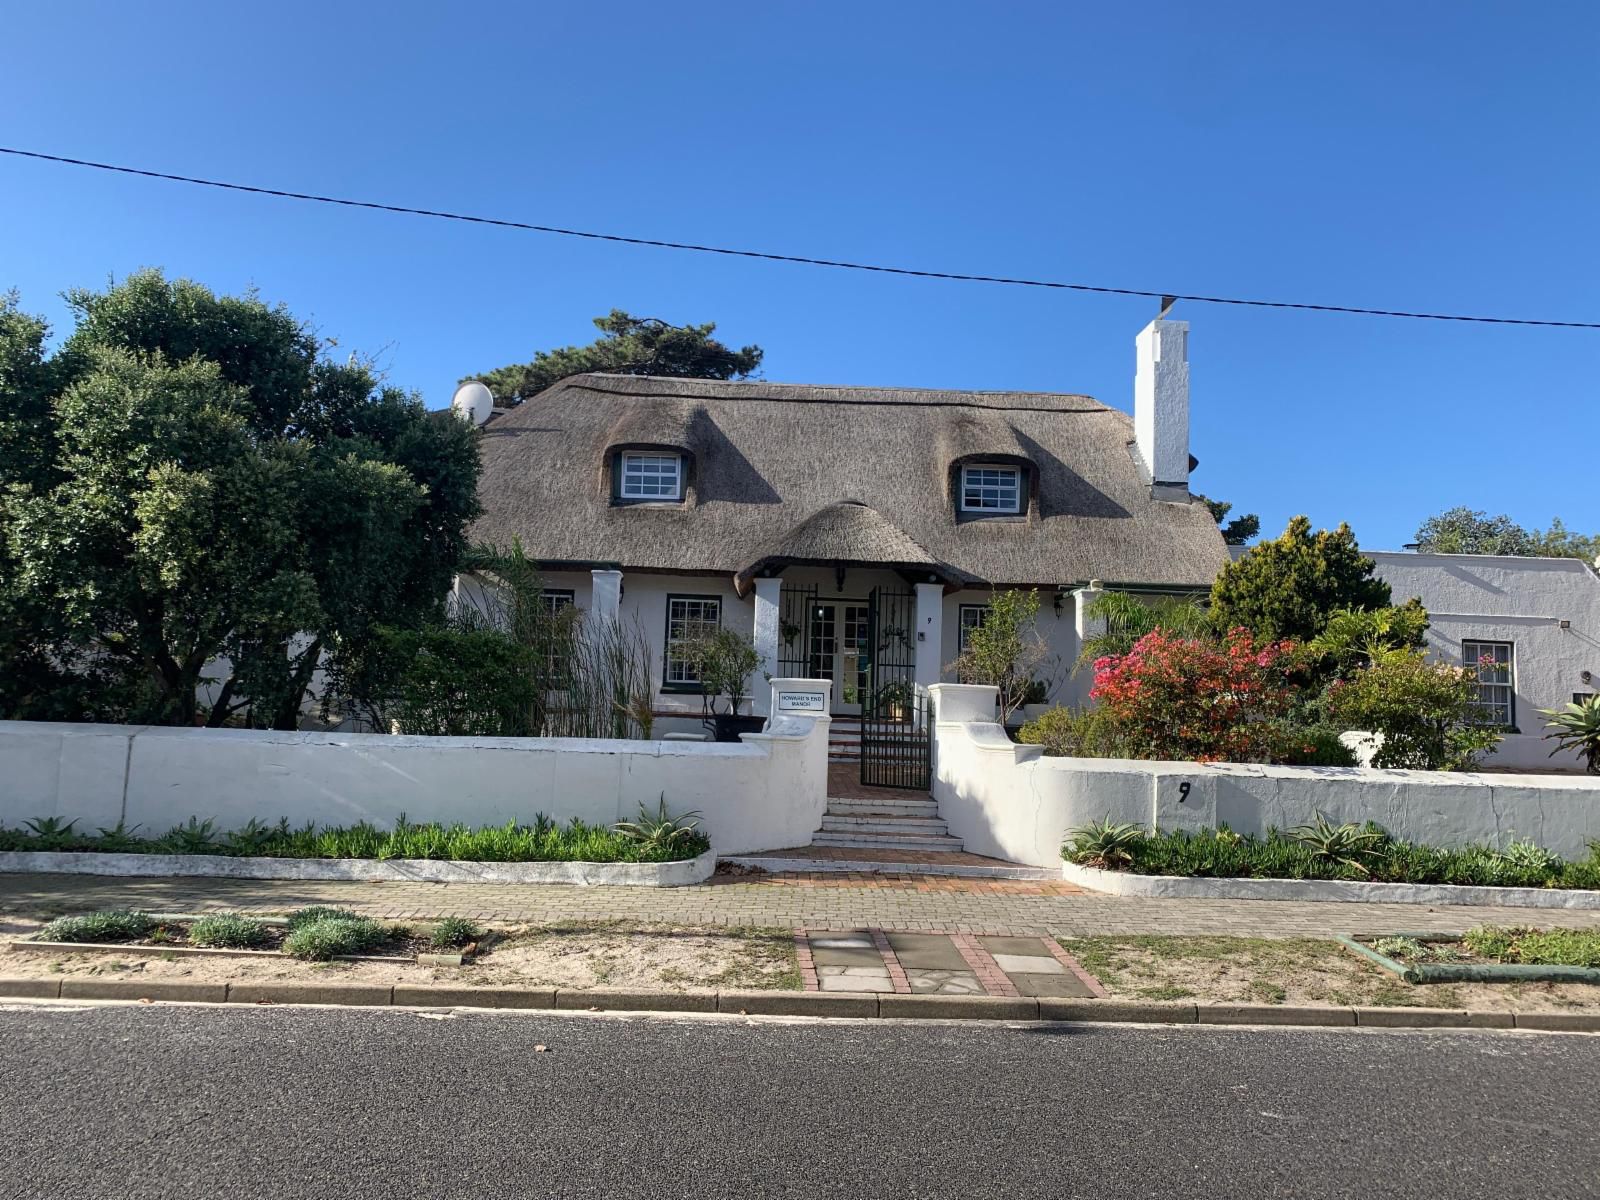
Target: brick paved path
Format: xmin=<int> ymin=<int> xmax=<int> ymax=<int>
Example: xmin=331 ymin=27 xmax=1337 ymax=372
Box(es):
xmin=3 ymin=871 xmax=1598 ymax=938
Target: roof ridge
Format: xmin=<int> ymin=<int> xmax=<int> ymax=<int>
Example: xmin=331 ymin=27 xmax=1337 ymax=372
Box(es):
xmin=554 ymin=374 xmax=1109 ymax=412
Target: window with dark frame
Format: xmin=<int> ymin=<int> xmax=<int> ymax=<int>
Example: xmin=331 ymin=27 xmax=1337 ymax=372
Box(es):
xmin=618 ymin=452 xmax=684 ymax=501
xmin=664 ymin=595 xmax=721 ymax=688
xmin=541 ymin=590 xmax=576 ymax=680
xmin=958 ymin=604 xmax=989 ymax=652
xmin=1463 ymin=639 xmax=1514 ymax=727
xmin=959 ymin=464 xmax=1022 ymax=514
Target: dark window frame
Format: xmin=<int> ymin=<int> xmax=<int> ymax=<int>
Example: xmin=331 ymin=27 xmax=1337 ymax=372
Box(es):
xmin=612 ymin=450 xmax=687 ymax=505
xmin=663 ymin=593 xmax=723 ymax=693
xmin=1462 ymin=638 xmax=1516 ymax=730
xmin=957 ymin=603 xmax=989 ymax=653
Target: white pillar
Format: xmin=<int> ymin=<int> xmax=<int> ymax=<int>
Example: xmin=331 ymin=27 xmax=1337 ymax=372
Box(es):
xmin=914 ymin=582 xmax=945 ymax=692
xmin=1072 ymin=580 xmax=1106 ymax=645
xmin=590 ymin=569 xmax=622 ymax=626
xmin=750 ymin=576 xmax=782 ymax=717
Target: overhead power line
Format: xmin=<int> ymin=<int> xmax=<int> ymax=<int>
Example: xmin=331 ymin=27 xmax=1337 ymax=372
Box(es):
xmin=4 ymin=144 xmax=1597 ymax=330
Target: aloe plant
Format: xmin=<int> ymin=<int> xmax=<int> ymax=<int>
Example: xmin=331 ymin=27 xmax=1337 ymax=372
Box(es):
xmin=1540 ymin=695 xmax=1600 ymax=775
xmin=1063 ymin=819 xmax=1147 ymax=870
xmin=1285 ymin=813 xmax=1387 ymax=875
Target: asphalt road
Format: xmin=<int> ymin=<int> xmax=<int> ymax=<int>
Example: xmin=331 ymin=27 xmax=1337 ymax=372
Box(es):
xmin=0 ymin=1003 xmax=1594 ymax=1200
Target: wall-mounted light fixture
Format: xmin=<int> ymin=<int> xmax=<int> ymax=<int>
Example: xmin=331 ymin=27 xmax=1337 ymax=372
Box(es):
xmin=1583 ymin=670 xmax=1594 ymax=685
xmin=1053 ymin=591 xmax=1065 ymax=616
xmin=1559 ymin=619 xmax=1571 ymax=630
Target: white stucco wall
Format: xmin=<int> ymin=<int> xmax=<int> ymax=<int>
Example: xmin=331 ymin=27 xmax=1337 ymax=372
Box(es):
xmin=930 ymin=684 xmax=1600 ymax=868
xmin=1370 ymin=552 xmax=1600 ymax=770
xmin=0 ymin=680 xmax=833 ymax=857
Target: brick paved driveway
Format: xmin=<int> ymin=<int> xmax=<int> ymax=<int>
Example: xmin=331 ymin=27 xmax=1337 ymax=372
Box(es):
xmin=3 ymin=871 xmax=1597 ymax=938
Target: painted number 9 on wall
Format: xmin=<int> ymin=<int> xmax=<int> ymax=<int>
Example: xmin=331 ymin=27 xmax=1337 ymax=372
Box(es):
xmin=1177 ymin=781 xmax=1191 ymax=804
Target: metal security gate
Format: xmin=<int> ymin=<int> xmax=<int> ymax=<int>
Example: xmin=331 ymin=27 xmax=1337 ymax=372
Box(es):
xmin=777 ymin=584 xmax=818 ymax=679
xmin=860 ymin=586 xmax=932 ymax=790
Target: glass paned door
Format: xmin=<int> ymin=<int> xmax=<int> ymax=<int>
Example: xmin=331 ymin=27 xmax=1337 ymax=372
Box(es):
xmin=806 ymin=602 xmax=867 ymax=714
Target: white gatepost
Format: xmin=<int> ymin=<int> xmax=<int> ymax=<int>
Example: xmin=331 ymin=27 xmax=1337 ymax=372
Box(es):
xmin=751 ymin=576 xmax=782 ymax=717
xmin=913 ymin=582 xmax=944 ymax=696
xmin=1072 ymin=579 xmax=1106 ymax=643
xmin=590 ymin=569 xmax=623 ymax=626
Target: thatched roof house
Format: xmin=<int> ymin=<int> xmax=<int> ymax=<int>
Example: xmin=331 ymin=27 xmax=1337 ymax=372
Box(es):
xmin=464 ymin=317 xmax=1227 ymax=726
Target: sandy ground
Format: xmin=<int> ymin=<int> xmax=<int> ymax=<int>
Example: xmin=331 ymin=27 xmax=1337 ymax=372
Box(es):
xmin=0 ymin=917 xmax=800 ymax=993
xmin=1062 ymin=935 xmax=1600 ymax=1013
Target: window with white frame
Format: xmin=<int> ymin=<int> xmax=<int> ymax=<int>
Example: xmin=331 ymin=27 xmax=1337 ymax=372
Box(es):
xmin=959 ymin=464 xmax=1022 ymax=514
xmin=1463 ymin=639 xmax=1514 ymax=727
xmin=665 ymin=595 xmax=721 ymax=687
xmin=958 ymin=604 xmax=989 ymax=652
xmin=619 ymin=452 xmax=684 ymax=501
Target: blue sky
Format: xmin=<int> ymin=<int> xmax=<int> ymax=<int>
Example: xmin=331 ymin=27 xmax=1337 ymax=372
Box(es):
xmin=3 ymin=1 xmax=1597 ymax=551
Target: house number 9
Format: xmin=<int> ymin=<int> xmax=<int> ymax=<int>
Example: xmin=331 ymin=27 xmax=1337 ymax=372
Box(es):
xmin=1177 ymin=782 xmax=1191 ymax=804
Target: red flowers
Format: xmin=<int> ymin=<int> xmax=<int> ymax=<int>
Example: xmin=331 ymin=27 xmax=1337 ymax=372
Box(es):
xmin=1090 ymin=627 xmax=1299 ymax=763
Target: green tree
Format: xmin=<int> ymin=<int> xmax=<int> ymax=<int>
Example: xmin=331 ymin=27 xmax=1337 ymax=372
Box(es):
xmin=1414 ymin=507 xmax=1537 ymax=555
xmin=1209 ymin=516 xmax=1391 ymax=642
xmin=948 ymin=588 xmax=1049 ymax=723
xmin=0 ymin=271 xmax=481 ymax=729
xmin=1323 ymin=646 xmax=1501 ymax=771
xmin=1075 ymin=591 xmax=1212 ymax=669
xmin=1197 ymin=494 xmax=1260 ymax=545
xmin=468 ymin=310 xmax=763 ymax=405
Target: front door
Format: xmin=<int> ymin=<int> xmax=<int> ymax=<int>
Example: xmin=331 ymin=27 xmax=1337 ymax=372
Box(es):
xmin=807 ymin=601 xmax=869 ymax=714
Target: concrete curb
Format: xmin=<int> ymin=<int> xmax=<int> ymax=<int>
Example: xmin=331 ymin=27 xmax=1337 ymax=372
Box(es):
xmin=0 ymin=848 xmax=718 ymax=887
xmin=1061 ymin=861 xmax=1600 ymax=910
xmin=2 ymin=977 xmax=1595 ymax=1032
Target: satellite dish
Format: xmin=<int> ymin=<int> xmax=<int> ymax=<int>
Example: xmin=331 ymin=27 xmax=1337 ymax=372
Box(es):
xmin=451 ymin=381 xmax=495 ymax=427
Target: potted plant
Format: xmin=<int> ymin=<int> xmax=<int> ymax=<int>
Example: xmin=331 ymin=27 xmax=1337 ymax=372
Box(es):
xmin=874 ymin=679 xmax=916 ymax=722
xmin=684 ymin=629 xmax=765 ymax=742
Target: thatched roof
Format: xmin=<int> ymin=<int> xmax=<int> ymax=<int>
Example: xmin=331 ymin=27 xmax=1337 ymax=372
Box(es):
xmin=472 ymin=374 xmax=1228 ymax=589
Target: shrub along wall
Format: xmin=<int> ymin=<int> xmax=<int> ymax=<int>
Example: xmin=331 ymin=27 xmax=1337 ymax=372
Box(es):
xmin=0 ymin=679 xmax=832 ymax=858
xmin=930 ymin=684 xmax=1600 ymax=870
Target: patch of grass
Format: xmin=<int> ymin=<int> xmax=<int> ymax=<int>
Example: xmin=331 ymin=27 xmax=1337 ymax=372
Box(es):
xmin=36 ymin=911 xmax=156 ymax=944
xmin=282 ymin=917 xmax=390 ymax=961
xmin=1462 ymin=926 xmax=1600 ymax=967
xmin=1246 ymin=979 xmax=1288 ymax=1005
xmin=1139 ymin=984 xmax=1195 ymax=1000
xmin=429 ymin=917 xmax=483 ymax=949
xmin=188 ymin=914 xmax=272 ymax=949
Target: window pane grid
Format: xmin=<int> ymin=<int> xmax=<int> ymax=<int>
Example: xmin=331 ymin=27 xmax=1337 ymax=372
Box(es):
xmin=1463 ymin=640 xmax=1514 ymax=727
xmin=960 ymin=466 xmax=1020 ymax=513
xmin=665 ymin=596 xmax=720 ymax=684
xmin=621 ymin=453 xmax=682 ymax=499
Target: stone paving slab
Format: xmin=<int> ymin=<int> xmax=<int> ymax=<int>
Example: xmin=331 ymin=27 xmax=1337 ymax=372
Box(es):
xmin=884 ymin=932 xmax=971 ymax=970
xmin=7 ymin=872 xmax=1600 ymax=939
xmin=991 ymin=953 xmax=1065 ymax=976
xmin=1011 ymin=972 xmax=1094 ymax=999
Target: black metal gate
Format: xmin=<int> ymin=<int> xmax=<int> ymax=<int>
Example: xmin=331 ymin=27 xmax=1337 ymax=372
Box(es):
xmin=860 ymin=586 xmax=932 ymax=790
xmin=776 ymin=584 xmax=817 ymax=679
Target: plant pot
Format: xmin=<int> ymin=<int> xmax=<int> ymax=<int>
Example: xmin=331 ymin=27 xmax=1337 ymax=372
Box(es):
xmin=711 ymin=714 xmax=767 ymax=743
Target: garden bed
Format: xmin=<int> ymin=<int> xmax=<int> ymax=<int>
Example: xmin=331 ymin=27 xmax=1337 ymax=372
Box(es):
xmin=0 ymin=848 xmax=717 ymax=886
xmin=1061 ymin=861 xmax=1600 ymax=909
xmin=1061 ymin=822 xmax=1600 ymax=908
xmin=1340 ymin=928 xmax=1600 ymax=985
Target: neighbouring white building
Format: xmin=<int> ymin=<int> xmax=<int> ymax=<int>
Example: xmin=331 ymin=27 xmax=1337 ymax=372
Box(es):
xmin=463 ymin=316 xmax=1228 ymax=782
xmin=1366 ymin=551 xmax=1600 ymax=772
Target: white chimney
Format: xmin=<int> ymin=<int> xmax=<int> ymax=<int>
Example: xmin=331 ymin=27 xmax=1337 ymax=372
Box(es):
xmin=1133 ymin=316 xmax=1190 ymax=498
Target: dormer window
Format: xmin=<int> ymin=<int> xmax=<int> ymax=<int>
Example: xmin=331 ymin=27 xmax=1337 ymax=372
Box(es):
xmin=960 ymin=464 xmax=1022 ymax=514
xmin=618 ymin=451 xmax=684 ymax=501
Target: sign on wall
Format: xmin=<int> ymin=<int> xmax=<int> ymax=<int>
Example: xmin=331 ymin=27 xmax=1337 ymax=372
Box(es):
xmin=777 ymin=690 xmax=827 ymax=713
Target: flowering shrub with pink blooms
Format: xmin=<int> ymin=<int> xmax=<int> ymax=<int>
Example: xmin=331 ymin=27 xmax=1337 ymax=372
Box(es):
xmin=1088 ymin=628 xmax=1302 ymax=763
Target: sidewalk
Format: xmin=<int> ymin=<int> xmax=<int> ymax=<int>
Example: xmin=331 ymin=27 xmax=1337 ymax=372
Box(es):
xmin=4 ymin=871 xmax=1599 ymax=937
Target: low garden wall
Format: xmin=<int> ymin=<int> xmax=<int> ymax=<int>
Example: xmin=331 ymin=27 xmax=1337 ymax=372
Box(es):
xmin=0 ymin=679 xmax=832 ymax=858
xmin=929 ymin=684 xmax=1600 ymax=869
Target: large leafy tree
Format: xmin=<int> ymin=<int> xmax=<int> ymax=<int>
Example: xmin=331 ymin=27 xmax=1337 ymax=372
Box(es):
xmin=1414 ymin=507 xmax=1599 ymax=560
xmin=468 ymin=310 xmax=763 ymax=404
xmin=1209 ymin=516 xmax=1392 ymax=642
xmin=0 ymin=271 xmax=480 ymax=729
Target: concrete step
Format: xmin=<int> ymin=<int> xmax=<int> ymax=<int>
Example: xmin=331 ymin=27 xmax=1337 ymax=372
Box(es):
xmin=810 ymin=830 xmax=966 ymax=852
xmin=825 ymin=798 xmax=940 ymax=817
xmin=721 ymin=853 xmax=1059 ymax=880
xmin=819 ymin=814 xmax=949 ymax=835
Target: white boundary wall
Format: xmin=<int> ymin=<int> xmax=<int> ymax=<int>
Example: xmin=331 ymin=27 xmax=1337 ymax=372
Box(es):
xmin=929 ymin=684 xmax=1600 ymax=869
xmin=0 ymin=679 xmax=832 ymax=858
